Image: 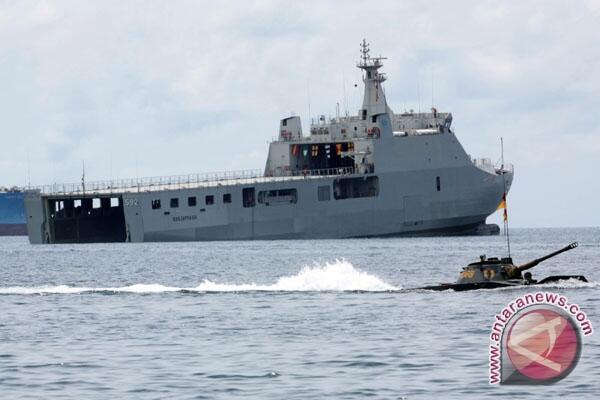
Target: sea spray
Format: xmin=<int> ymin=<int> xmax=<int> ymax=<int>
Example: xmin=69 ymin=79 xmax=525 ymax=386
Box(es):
xmin=194 ymin=259 xmax=399 ymax=292
xmin=0 ymin=260 xmax=399 ymax=294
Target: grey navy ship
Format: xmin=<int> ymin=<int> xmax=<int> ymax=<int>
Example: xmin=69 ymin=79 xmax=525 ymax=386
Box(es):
xmin=25 ymin=41 xmax=513 ymax=244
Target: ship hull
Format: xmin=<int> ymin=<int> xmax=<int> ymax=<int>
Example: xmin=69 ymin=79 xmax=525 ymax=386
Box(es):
xmin=419 ymin=275 xmax=588 ymax=292
xmin=25 ymin=165 xmax=513 ymax=244
xmin=21 ymin=46 xmax=514 ymax=245
xmin=142 ymin=216 xmax=490 ymax=242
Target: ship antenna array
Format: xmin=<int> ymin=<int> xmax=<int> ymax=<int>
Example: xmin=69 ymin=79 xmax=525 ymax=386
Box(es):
xmin=360 ymin=39 xmax=370 ymax=66
xmin=501 ymin=137 xmax=511 ymax=258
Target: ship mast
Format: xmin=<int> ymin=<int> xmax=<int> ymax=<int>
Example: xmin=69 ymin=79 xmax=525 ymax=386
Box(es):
xmin=357 ymin=39 xmax=389 ymax=119
xmin=501 ymin=137 xmax=511 ymax=258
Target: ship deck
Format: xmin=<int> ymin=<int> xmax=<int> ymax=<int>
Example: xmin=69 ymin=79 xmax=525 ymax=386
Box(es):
xmin=28 ymin=167 xmax=358 ymax=197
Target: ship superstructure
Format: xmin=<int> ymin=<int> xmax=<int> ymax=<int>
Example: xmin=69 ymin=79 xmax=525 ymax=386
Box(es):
xmin=265 ymin=41 xmax=455 ymax=179
xmin=25 ymin=41 xmax=513 ymax=244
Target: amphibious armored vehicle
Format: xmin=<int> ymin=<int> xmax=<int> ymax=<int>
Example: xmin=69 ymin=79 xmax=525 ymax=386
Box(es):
xmin=421 ymin=242 xmax=587 ymax=291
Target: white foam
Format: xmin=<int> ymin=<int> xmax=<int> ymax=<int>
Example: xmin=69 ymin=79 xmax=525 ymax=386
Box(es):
xmin=192 ymin=259 xmax=398 ymax=292
xmin=0 ymin=283 xmax=181 ymax=295
xmin=536 ymin=278 xmax=599 ymax=289
xmin=113 ymin=283 xmax=181 ymax=293
xmin=0 ymin=260 xmax=398 ymax=295
xmin=486 ymin=278 xmax=599 ymax=292
xmin=0 ymin=285 xmax=94 ymax=295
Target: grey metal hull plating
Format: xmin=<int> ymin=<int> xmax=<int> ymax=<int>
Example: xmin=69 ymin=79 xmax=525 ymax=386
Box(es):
xmin=136 ymin=168 xmax=507 ymax=242
xmin=25 ymin=170 xmax=510 ymax=243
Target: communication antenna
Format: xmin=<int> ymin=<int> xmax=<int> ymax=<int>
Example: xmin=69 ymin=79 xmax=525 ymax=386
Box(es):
xmin=26 ymin=148 xmax=31 ymax=189
xmin=360 ymin=39 xmax=370 ymax=66
xmin=135 ymin=155 xmax=139 ymax=183
xmin=501 ymin=137 xmax=511 ymax=258
xmin=417 ymin=77 xmax=421 ymax=113
xmin=342 ymin=73 xmax=349 ymax=117
xmin=307 ymin=80 xmax=311 ymax=126
xmin=81 ymin=160 xmax=86 ymax=193
xmin=431 ymin=67 xmax=435 ymax=108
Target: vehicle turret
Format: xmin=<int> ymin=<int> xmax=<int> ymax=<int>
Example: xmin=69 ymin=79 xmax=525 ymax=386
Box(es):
xmin=455 ymin=242 xmax=579 ymax=285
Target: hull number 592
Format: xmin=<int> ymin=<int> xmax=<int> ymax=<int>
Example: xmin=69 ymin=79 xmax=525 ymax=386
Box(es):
xmin=124 ymin=198 xmax=139 ymax=207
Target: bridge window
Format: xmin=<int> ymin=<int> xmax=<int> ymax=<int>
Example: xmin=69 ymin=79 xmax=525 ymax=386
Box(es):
xmin=170 ymin=198 xmax=179 ymax=208
xmin=242 ymin=188 xmax=255 ymax=208
xmin=188 ymin=196 xmax=197 ymax=207
xmin=205 ymin=195 xmax=214 ymax=205
xmin=110 ymin=198 xmax=119 ymax=207
xmin=436 ymin=176 xmax=441 ymax=192
xmin=318 ymin=185 xmax=330 ymax=201
xmin=223 ymin=193 xmax=232 ymax=203
xmin=258 ymin=189 xmax=297 ymax=206
xmin=151 ymin=199 xmax=161 ymax=209
xmin=333 ymin=176 xmax=379 ymax=200
xmin=92 ymin=198 xmax=101 ymax=209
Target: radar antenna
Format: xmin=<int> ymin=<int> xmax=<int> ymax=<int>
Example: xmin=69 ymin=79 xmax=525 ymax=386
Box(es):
xmin=357 ymin=39 xmax=387 ymax=71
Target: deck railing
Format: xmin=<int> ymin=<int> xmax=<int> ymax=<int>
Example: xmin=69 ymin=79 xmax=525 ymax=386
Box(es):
xmin=27 ymin=166 xmax=361 ymax=196
xmin=472 ymin=158 xmax=514 ymax=175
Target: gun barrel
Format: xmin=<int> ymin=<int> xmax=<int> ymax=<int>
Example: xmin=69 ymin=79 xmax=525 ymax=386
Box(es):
xmin=517 ymin=242 xmax=578 ymax=272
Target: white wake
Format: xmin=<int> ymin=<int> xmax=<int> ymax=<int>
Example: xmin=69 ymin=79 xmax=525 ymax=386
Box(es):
xmin=0 ymin=260 xmax=398 ymax=295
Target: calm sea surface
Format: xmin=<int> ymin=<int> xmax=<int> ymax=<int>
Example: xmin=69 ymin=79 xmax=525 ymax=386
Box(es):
xmin=1 ymin=228 xmax=599 ymax=399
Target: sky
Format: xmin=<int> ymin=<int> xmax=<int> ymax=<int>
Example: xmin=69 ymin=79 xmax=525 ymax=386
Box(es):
xmin=0 ymin=0 xmax=599 ymax=227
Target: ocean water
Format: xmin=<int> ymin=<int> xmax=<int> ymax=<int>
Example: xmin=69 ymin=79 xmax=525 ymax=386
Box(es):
xmin=1 ymin=228 xmax=599 ymax=399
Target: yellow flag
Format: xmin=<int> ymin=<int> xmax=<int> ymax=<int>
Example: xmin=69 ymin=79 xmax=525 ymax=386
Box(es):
xmin=497 ymin=193 xmax=507 ymax=210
